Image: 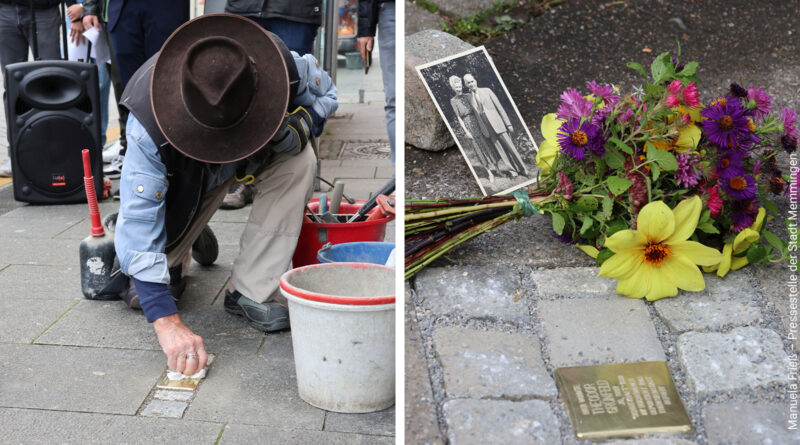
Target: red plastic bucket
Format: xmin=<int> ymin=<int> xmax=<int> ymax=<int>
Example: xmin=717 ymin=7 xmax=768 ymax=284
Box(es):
xmin=292 ymin=198 xmax=393 ymax=267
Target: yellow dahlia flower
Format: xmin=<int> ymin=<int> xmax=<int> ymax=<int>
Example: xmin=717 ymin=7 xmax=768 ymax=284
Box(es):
xmin=536 ymin=113 xmax=564 ymax=176
xmin=704 ymin=207 xmax=766 ymax=277
xmin=598 ymin=196 xmax=722 ymax=301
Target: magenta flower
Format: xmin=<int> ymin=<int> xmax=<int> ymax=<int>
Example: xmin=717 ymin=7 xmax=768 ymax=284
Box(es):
xmin=746 ymin=87 xmax=772 ymax=121
xmin=675 ymin=152 xmax=701 ymax=188
xmin=682 ymin=82 xmax=701 ymax=108
xmin=556 ymin=88 xmax=593 ymax=120
xmin=782 ymin=108 xmax=798 ymax=139
xmin=557 ymin=118 xmax=603 ymax=160
xmin=701 ymin=99 xmax=757 ymax=148
xmin=731 ymin=199 xmax=759 ymax=232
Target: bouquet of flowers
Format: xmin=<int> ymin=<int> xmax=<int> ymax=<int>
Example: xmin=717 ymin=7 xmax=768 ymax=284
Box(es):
xmin=405 ymin=51 xmax=797 ymax=301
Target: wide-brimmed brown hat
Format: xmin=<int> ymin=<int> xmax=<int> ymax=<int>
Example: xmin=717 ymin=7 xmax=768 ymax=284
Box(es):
xmin=151 ymin=14 xmax=290 ymax=164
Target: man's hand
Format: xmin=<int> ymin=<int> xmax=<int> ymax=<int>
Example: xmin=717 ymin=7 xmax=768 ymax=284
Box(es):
xmin=153 ymin=313 xmax=207 ymax=376
xmin=357 ymin=36 xmax=373 ymax=63
xmin=66 ymin=3 xmax=82 ymax=22
xmin=82 ymin=14 xmax=100 ymax=31
xmin=70 ymin=20 xmax=86 ymax=45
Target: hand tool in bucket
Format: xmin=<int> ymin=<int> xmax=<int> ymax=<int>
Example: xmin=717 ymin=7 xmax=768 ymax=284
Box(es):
xmin=365 ymin=194 xmax=395 ymax=221
xmin=79 ymin=149 xmax=118 ymax=300
xmin=347 ymin=178 xmax=395 ymax=223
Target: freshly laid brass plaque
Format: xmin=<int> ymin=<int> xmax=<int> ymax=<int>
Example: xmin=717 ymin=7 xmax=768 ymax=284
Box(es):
xmin=554 ymin=361 xmax=693 ymax=440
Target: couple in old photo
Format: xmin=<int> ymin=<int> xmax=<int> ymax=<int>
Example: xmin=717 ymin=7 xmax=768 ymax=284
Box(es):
xmin=448 ymin=73 xmax=529 ymax=185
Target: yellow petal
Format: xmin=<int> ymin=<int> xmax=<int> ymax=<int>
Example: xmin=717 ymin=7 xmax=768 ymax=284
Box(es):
xmin=616 ymin=262 xmax=649 ymax=299
xmin=641 ymin=265 xmax=678 ymax=301
xmin=731 ymin=255 xmax=750 ymax=271
xmin=732 ymin=228 xmax=760 ymax=254
xmin=676 ymin=124 xmax=701 ymax=151
xmin=716 ymin=243 xmax=734 ymax=277
xmin=599 ymin=250 xmax=641 ymax=280
xmin=541 ymin=113 xmax=563 ymax=141
xmin=661 ymin=254 xmax=706 ymax=292
xmin=667 ymin=196 xmax=702 ymax=243
xmin=637 ymin=201 xmax=675 ymax=243
xmin=670 ymin=240 xmax=722 ymax=266
xmin=604 ymin=230 xmax=647 ymax=253
xmin=576 ymin=244 xmax=599 ymax=259
xmin=751 ymin=207 xmax=766 ymax=232
xmin=536 ymin=140 xmax=558 ymax=175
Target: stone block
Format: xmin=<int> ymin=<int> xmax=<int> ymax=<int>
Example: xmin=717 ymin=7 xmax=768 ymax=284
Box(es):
xmin=405 ymin=30 xmax=473 ymax=151
xmin=153 ymin=390 xmax=193 ymax=402
xmin=442 ymin=399 xmax=560 ymax=444
xmin=325 ymin=406 xmax=395 ymax=436
xmin=414 ymin=265 xmax=529 ymax=324
xmin=435 ymin=0 xmax=499 ymax=17
xmin=703 ymin=402 xmax=800 ymax=444
xmin=539 ymin=297 xmax=665 ymax=367
xmin=405 ymin=299 xmax=445 ymax=444
xmin=530 ymin=267 xmax=617 ymax=298
xmin=404 ymin=1 xmax=444 ymax=35
xmin=219 ymin=423 xmax=394 ymax=444
xmin=433 ymin=326 xmax=556 ymax=399
xmin=677 ymin=327 xmax=788 ymax=394
xmin=654 ymin=274 xmax=762 ymax=332
xmin=140 ymin=399 xmax=188 ymax=418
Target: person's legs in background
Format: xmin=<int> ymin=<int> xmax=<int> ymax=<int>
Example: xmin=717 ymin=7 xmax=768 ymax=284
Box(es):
xmin=377 ymin=1 xmax=395 ymax=166
xmin=96 ymin=61 xmax=110 ymax=146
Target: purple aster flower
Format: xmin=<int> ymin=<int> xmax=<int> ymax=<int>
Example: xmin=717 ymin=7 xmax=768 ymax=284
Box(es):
xmin=616 ymin=108 xmax=634 ymax=123
xmin=586 ymin=80 xmax=620 ymax=109
xmin=701 ymin=99 xmax=757 ymax=149
xmin=753 ymin=159 xmax=764 ymax=177
xmin=556 ymin=88 xmax=593 ymax=120
xmin=671 ymin=56 xmax=685 ymax=72
xmin=720 ymin=171 xmax=757 ymax=200
xmin=553 ymin=231 xmax=575 ymax=244
xmin=746 ymin=87 xmax=772 ymax=121
xmin=675 ymin=152 xmax=701 ymax=188
xmin=729 ymin=83 xmax=748 ymax=98
xmin=557 ymin=118 xmax=603 ymax=160
xmin=731 ymin=199 xmax=759 ymax=232
xmin=782 ymin=108 xmax=799 ymax=139
xmin=715 ymin=149 xmax=745 ymax=176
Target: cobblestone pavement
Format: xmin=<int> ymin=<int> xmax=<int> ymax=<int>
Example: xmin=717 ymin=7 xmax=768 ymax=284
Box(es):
xmin=405 ymin=0 xmax=800 ymax=443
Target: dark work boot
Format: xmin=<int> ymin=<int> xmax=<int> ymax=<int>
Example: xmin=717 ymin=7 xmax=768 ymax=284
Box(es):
xmin=224 ymin=289 xmax=289 ymax=332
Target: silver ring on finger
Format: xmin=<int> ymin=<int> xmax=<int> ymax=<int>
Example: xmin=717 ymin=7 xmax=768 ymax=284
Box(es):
xmin=186 ymin=353 xmax=198 ymax=360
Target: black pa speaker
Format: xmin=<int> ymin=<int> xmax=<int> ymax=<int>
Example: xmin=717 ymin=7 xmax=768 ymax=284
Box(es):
xmin=3 ymin=60 xmax=102 ymax=204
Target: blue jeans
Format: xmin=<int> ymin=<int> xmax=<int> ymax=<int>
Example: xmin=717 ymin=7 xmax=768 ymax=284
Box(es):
xmin=378 ymin=1 xmax=395 ymax=165
xmin=252 ymin=17 xmax=319 ymax=55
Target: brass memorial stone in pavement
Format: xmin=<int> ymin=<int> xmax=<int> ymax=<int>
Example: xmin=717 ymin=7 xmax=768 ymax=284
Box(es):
xmin=554 ymin=361 xmax=693 ymax=439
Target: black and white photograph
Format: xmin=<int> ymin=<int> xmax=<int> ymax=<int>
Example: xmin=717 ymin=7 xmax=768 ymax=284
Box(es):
xmin=416 ymin=46 xmax=539 ymax=196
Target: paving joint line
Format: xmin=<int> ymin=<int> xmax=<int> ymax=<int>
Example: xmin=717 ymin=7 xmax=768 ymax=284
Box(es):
xmin=29 ymin=299 xmax=81 ymax=344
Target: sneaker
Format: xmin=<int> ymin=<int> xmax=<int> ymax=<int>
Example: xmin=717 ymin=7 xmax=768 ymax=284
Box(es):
xmin=224 ymin=289 xmax=290 ymax=332
xmin=113 ymin=189 xmax=120 ymax=200
xmin=0 ymin=157 xmax=11 ymax=177
xmin=103 ymin=155 xmax=124 ymax=179
xmin=191 ymin=225 xmax=218 ymax=266
xmin=220 ymin=182 xmax=254 ymax=210
xmin=102 ymin=140 xmax=123 ymax=163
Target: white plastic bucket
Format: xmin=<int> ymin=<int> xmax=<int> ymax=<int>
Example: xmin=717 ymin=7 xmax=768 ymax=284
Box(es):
xmin=279 ymin=262 xmax=395 ymax=413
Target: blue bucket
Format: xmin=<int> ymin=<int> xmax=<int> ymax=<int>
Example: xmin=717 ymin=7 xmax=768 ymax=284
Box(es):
xmin=317 ymin=242 xmax=396 ymax=265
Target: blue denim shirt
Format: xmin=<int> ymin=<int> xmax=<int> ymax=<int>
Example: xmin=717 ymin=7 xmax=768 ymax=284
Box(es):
xmin=115 ymin=52 xmax=337 ymax=321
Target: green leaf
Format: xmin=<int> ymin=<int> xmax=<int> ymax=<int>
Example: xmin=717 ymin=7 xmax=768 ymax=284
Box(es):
xmin=651 ymin=163 xmax=660 ymax=182
xmin=607 ymin=176 xmax=632 ymax=195
xmin=746 ymin=245 xmax=767 ymax=264
xmin=647 ymin=146 xmax=679 ymax=171
xmin=762 ymin=230 xmax=787 ymax=254
xmin=601 ymin=196 xmax=613 ymax=220
xmin=626 ymin=61 xmax=647 ymax=77
xmin=697 ymin=222 xmax=720 ymax=234
xmin=604 ymin=150 xmax=625 ymax=169
xmin=644 ymin=83 xmax=666 ymax=99
xmin=763 ymin=199 xmax=779 ymax=215
xmin=575 ymin=169 xmax=596 ymax=187
xmin=677 ymin=61 xmax=698 ymax=78
xmin=580 ymin=215 xmax=594 ymax=235
xmin=608 ymin=136 xmax=633 ymax=155
xmin=551 ymin=212 xmax=566 ymax=235
xmin=650 ymin=52 xmax=675 ymax=84
xmin=574 ymin=196 xmax=599 ymax=212
xmin=596 ymin=248 xmax=615 ymax=266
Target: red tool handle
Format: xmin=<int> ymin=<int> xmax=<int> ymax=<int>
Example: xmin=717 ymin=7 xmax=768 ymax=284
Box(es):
xmin=82 ymin=149 xmax=104 ymax=237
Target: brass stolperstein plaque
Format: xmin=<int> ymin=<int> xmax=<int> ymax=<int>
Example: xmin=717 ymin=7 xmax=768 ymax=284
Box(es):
xmin=554 ymin=361 xmax=693 ymax=440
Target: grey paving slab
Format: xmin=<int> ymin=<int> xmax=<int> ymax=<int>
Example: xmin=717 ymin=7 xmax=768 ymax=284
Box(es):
xmin=207 ymin=221 xmax=246 ymax=246
xmin=185 ymin=334 xmax=325 ymax=429
xmin=219 ymin=423 xmax=394 ymax=444
xmin=140 ymin=399 xmax=188 ymax=419
xmin=324 ymin=406 xmax=395 ymax=436
xmin=320 ymin=159 xmax=343 ymax=168
xmin=375 ymin=166 xmax=395 ymax=178
xmin=414 ymin=265 xmax=529 ymax=324
xmin=0 ymin=344 xmax=162 ymax=414
xmin=2 ymin=200 xmax=119 ymax=220
xmin=703 ymin=402 xmax=800 ymax=445
xmin=654 ymin=274 xmax=762 ymax=332
xmin=753 ymin=261 xmax=800 ymax=350
xmin=0 ymin=215 xmax=81 ymax=239
xmin=0 ymin=264 xmax=82 ymax=300
xmin=606 ymin=439 xmax=698 ymax=445
xmin=1 ymin=237 xmax=81 ymax=267
xmin=34 ymin=299 xmax=161 ymax=350
xmin=54 ymin=219 xmax=104 ymax=240
xmin=405 ymin=299 xmax=445 ymax=444
xmin=331 ymin=178 xmax=391 ymax=200
xmin=432 ymin=326 xmax=556 ymax=399
xmin=539 ymin=297 xmax=666 ymax=367
xmin=0 ymin=298 xmax=77 ymax=343
xmin=442 ymin=399 xmax=561 ymax=445
xmin=209 ymin=206 xmax=252 ymax=223
xmin=677 ymin=327 xmax=788 ymax=394
xmin=530 ymin=267 xmax=617 ymax=298
xmin=0 ymin=407 xmax=223 ymax=444
xmin=180 ymin=267 xmax=231 ymax=307
xmin=322 ymin=165 xmax=378 ymax=180
xmin=153 ymin=389 xmax=193 ymax=402
xmin=180 ymin=296 xmax=266 ymax=356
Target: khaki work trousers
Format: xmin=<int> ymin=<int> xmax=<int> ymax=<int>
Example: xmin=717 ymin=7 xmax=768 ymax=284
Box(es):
xmin=166 ymin=147 xmax=316 ymax=306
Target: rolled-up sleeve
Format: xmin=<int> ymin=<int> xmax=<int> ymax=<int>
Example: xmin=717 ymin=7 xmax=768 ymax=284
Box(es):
xmin=114 ymin=115 xmax=170 ymax=285
xmin=292 ymin=52 xmax=338 ymax=120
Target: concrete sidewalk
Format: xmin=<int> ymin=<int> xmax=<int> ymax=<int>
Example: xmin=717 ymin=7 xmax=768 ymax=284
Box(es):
xmin=0 ymin=72 xmax=395 ymax=442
